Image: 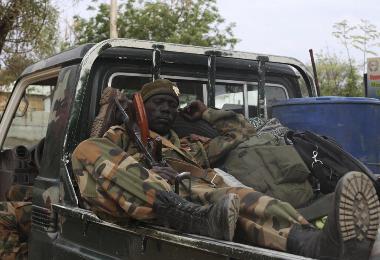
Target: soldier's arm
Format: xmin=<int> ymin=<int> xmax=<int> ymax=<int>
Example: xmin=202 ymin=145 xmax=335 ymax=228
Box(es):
xmin=202 ymin=108 xmax=256 ymax=136
xmin=201 ymin=108 xmax=256 ymax=166
xmin=71 ymin=137 xmax=172 ymax=220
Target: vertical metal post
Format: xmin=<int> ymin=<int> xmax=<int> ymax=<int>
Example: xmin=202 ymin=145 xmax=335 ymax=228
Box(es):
xmin=257 ymin=56 xmax=269 ymax=119
xmin=202 ymin=84 xmax=208 ymax=106
xmin=110 ymin=0 xmax=118 ymax=39
xmin=152 ymin=44 xmax=164 ymax=81
xmin=205 ymin=51 xmax=220 ymax=107
xmin=243 ymin=83 xmax=248 ymax=118
xmin=309 ymin=49 xmax=321 ymax=96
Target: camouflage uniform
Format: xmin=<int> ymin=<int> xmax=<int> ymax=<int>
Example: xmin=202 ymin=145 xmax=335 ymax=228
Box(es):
xmin=200 ymin=109 xmax=313 ymax=208
xmin=72 ymin=109 xmax=309 ymax=251
xmin=0 ymin=185 xmax=32 ymax=260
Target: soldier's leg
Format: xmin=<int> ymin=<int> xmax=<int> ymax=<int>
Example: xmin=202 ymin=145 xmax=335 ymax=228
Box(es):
xmin=0 ymin=202 xmax=31 ymax=260
xmin=74 ymin=140 xmax=239 ymax=240
xmin=73 ymin=139 xmax=174 ymax=220
xmin=85 ymin=157 xmax=240 ymax=240
xmin=235 ymin=216 xmax=291 ymax=251
xmin=191 ymin=172 xmax=380 ymax=259
xmin=190 ymin=184 xmax=306 ymax=251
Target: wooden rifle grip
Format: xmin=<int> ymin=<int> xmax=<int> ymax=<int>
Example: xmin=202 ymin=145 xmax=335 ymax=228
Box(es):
xmin=133 ymin=93 xmax=149 ymax=145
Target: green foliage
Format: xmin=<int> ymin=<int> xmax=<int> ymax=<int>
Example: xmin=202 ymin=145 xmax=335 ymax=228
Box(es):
xmin=311 ymin=50 xmax=363 ymax=97
xmin=351 ymin=20 xmax=380 ymax=72
xmin=0 ymin=0 xmax=59 ymax=58
xmin=332 ymin=19 xmax=380 ymax=73
xmin=0 ymin=0 xmax=59 ymax=85
xmin=0 ymin=54 xmax=34 ymax=86
xmin=73 ymin=0 xmax=238 ymax=49
xmin=332 ymin=20 xmax=356 ymax=68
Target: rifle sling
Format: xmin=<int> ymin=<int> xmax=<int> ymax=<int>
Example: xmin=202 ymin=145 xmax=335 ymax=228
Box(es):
xmin=149 ymin=131 xmax=226 ymax=187
xmin=165 ymin=157 xmax=226 ymax=187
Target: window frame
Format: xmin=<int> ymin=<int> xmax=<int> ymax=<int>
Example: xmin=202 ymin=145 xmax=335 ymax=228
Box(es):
xmin=0 ymin=67 xmax=61 ymax=149
xmin=107 ymin=72 xmax=289 ymax=118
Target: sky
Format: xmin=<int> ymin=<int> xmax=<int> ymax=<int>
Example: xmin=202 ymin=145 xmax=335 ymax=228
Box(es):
xmin=58 ymin=0 xmax=380 ymax=64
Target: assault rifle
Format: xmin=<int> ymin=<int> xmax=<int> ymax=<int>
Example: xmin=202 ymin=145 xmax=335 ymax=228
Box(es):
xmin=114 ymin=93 xmax=161 ymax=168
xmin=114 ymin=93 xmax=191 ymax=194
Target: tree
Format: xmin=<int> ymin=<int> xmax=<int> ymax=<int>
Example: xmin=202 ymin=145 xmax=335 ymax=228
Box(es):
xmin=0 ymin=0 xmax=59 ymax=58
xmin=0 ymin=54 xmax=34 ymax=86
xmin=332 ymin=19 xmax=380 ymax=73
xmin=351 ymin=19 xmax=380 ymax=73
xmin=332 ymin=20 xmax=356 ymax=71
xmin=73 ymin=0 xmax=238 ymax=49
xmin=310 ymin=50 xmax=363 ymax=97
xmin=0 ymin=0 xmax=59 ymax=85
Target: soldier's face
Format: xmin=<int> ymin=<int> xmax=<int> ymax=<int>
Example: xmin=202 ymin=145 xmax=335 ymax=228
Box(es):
xmin=144 ymin=94 xmax=178 ymax=135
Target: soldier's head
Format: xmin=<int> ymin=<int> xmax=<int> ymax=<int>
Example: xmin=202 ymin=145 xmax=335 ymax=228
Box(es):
xmin=141 ymin=79 xmax=180 ymax=135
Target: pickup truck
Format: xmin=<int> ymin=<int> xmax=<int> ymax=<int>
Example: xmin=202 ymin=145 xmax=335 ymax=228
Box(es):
xmin=0 ymin=39 xmax=317 ymax=259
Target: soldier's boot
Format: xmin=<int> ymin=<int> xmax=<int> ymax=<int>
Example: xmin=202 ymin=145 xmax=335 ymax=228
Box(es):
xmin=287 ymin=171 xmax=380 ymax=259
xmin=152 ymin=191 xmax=240 ymax=241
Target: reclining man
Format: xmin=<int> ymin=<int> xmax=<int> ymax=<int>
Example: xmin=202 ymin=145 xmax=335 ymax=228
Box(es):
xmin=175 ymin=99 xmax=313 ymax=210
xmin=72 ymin=79 xmax=380 ymax=259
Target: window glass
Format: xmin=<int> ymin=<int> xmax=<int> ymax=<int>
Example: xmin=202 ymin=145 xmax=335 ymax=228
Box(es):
xmin=110 ymin=74 xmax=150 ymax=99
xmin=215 ymin=84 xmax=244 ymax=114
xmin=247 ymin=84 xmax=258 ymax=118
xmin=3 ymin=84 xmax=56 ymax=149
xmin=167 ymin=79 xmax=204 ymax=108
xmin=110 ymin=73 xmax=205 ymax=108
xmin=247 ymin=84 xmax=288 ymax=118
xmin=265 ymin=85 xmax=288 ymax=106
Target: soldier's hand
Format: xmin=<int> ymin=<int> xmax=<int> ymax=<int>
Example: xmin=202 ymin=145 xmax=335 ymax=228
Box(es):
xmin=180 ymin=100 xmax=207 ymax=121
xmin=152 ymin=166 xmax=178 ymax=185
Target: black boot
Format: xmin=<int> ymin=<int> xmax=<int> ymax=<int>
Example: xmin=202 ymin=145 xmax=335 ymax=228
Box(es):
xmin=152 ymin=191 xmax=240 ymax=241
xmin=287 ymin=171 xmax=380 ymax=259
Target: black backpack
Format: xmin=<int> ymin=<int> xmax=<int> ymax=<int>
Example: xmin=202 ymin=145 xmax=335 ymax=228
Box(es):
xmin=284 ymin=130 xmax=380 ymax=196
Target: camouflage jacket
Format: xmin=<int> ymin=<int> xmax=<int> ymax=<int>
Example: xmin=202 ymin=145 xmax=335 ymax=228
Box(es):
xmin=102 ymin=108 xmax=256 ymax=169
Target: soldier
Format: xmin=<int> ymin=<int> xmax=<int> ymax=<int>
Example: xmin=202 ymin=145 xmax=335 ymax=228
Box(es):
xmin=176 ymin=99 xmax=313 ymax=209
xmin=72 ymin=79 xmax=380 ymax=259
xmin=0 ymin=186 xmax=32 ymax=260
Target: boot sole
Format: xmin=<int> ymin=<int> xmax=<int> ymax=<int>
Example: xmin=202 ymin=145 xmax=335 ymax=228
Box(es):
xmin=338 ymin=171 xmax=380 ymax=260
xmin=222 ymin=193 xmax=240 ymax=241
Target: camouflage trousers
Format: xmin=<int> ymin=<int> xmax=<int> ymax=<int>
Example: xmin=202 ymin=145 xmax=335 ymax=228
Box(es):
xmin=78 ymin=155 xmax=308 ymax=252
xmin=73 ymin=138 xmax=309 ymax=252
xmin=185 ymin=181 xmax=309 ymax=251
xmin=0 ymin=201 xmax=31 ymax=260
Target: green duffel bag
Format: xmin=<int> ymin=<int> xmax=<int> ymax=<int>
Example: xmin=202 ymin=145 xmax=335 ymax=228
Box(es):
xmin=224 ymin=135 xmax=313 ymax=208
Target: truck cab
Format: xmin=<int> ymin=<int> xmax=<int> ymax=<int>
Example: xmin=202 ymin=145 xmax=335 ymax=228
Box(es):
xmin=0 ymin=39 xmax=316 ymax=259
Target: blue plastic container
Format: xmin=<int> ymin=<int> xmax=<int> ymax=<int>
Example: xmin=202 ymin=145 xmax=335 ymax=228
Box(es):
xmin=272 ymin=96 xmax=380 ymax=174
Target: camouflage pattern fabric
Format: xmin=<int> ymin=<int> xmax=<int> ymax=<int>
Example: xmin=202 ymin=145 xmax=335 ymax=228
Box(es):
xmin=0 ymin=185 xmax=33 ymax=260
xmin=200 ymin=109 xmax=256 ymax=167
xmin=255 ymin=118 xmax=289 ymax=145
xmin=201 ymin=109 xmax=313 ymax=207
xmin=72 ymin=123 xmax=309 ymax=251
